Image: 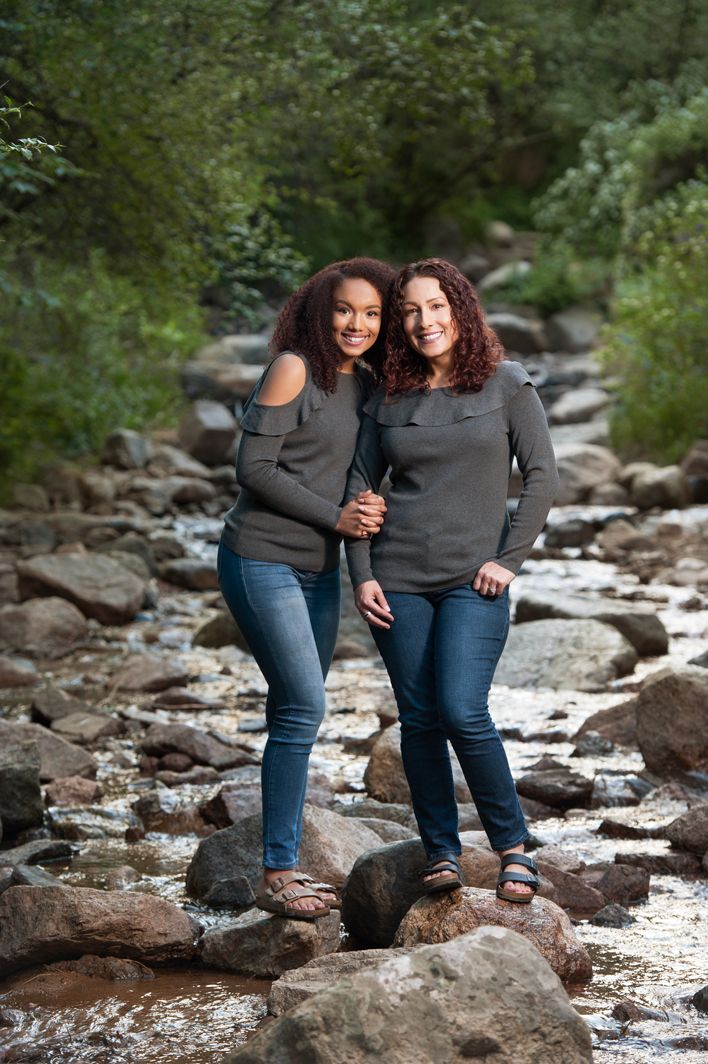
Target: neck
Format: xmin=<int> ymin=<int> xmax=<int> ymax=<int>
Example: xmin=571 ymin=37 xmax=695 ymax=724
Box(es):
xmin=424 ymin=352 xmax=454 ymax=389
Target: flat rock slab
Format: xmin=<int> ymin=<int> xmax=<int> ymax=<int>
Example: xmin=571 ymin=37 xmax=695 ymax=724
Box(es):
xmin=516 ymin=768 xmax=593 ymax=810
xmin=200 ymin=907 xmax=341 ymax=979
xmin=0 ymin=597 xmax=88 ymax=659
xmin=0 ymin=885 xmax=197 ymax=976
xmin=636 ymin=666 xmax=708 ymax=775
xmin=496 ymin=619 xmax=638 ymax=691
xmin=393 ymin=887 xmax=592 ymax=984
xmin=268 ymin=947 xmax=417 ymax=1015
xmin=223 ymin=927 xmax=593 ymax=1063
xmin=515 ymin=592 xmax=668 ymax=657
xmin=31 ymin=687 xmax=94 ymax=724
xmin=0 ymin=721 xmax=97 ymax=781
xmin=140 ymin=722 xmax=257 ymax=770
xmin=112 ymin=654 xmax=189 ymax=692
xmin=50 ymin=712 xmax=123 ymax=745
xmin=0 ymin=838 xmax=74 ymax=868
xmin=16 ymin=553 xmax=145 ymax=625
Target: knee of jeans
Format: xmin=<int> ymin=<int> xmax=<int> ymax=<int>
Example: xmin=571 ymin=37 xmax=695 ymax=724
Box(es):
xmin=268 ymin=696 xmax=326 ymax=739
xmin=439 ymin=704 xmax=496 ymax=742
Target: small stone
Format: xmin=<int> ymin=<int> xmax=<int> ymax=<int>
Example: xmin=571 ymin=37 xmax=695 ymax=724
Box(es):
xmin=573 ymin=731 xmax=614 ymax=757
xmin=590 ymin=903 xmax=636 ymax=928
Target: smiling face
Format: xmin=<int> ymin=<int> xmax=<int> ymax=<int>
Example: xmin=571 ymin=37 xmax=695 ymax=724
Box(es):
xmin=331 ymin=278 xmax=383 ymax=365
xmin=401 ymin=276 xmax=459 ymax=378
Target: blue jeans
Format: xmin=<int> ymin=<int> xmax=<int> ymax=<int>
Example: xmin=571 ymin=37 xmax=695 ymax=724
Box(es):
xmin=217 ymin=542 xmax=340 ymax=869
xmin=371 ymin=584 xmax=527 ymax=858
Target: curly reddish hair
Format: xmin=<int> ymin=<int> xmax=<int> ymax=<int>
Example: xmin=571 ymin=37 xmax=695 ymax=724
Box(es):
xmin=384 ymin=258 xmax=503 ymax=396
xmin=269 ymin=258 xmax=396 ymax=393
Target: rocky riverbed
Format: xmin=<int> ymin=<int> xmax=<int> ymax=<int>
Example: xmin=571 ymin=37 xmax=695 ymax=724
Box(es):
xmin=1 ymin=321 xmax=707 ymax=1061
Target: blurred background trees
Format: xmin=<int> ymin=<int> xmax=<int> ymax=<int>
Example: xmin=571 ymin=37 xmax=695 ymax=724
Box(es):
xmin=1 ymin=0 xmax=706 ymax=485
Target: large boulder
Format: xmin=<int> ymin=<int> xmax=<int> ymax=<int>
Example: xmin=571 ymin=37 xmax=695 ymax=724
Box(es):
xmin=554 ymin=444 xmax=622 ymax=505
xmin=0 ymin=885 xmax=197 ymax=976
xmin=636 ymin=666 xmax=708 ymax=776
xmin=665 ymin=804 xmax=708 ymax=855
xmin=364 ymin=723 xmax=470 ymax=805
xmin=222 ymin=927 xmax=593 ymax=1063
xmin=514 ymin=592 xmax=668 ymax=658
xmin=630 ymin=465 xmax=691 ymax=510
xmin=186 ymin=806 xmax=383 ymax=908
xmin=200 ymin=908 xmax=340 ymax=978
xmin=0 ymin=741 xmax=43 ymax=836
xmin=485 ymin=312 xmax=544 ymax=354
xmin=393 ymin=888 xmax=592 ymax=984
xmin=0 ymin=597 xmax=88 ymax=659
xmin=101 ymin=429 xmax=152 ymax=469
xmin=268 ymin=948 xmax=415 ymax=1015
xmin=16 ymin=553 xmax=145 ymax=625
xmin=549 ymin=387 xmax=610 ymax=425
xmin=546 ymin=307 xmax=602 ymax=353
xmin=573 ymin=698 xmax=639 ymax=749
xmin=178 ymin=400 xmax=238 ymax=465
xmin=495 ymin=619 xmax=638 ymax=691
xmin=0 ymin=720 xmax=97 ymax=780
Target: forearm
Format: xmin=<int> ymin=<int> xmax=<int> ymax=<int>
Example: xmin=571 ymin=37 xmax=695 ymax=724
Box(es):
xmin=236 ymin=434 xmax=342 ymax=531
xmin=343 ymin=415 xmax=388 ymax=586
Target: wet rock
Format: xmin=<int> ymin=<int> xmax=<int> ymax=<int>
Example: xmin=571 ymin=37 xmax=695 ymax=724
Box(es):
xmin=50 ymin=712 xmax=123 ymax=745
xmin=689 ymin=648 xmax=708 ymax=668
xmin=394 ymin=890 xmax=592 ymax=984
xmin=224 ymin=926 xmax=592 ymax=1064
xmin=665 ymin=804 xmax=708 ymax=855
xmin=0 ymin=597 xmax=88 ymax=659
xmin=0 ymin=885 xmax=197 ymax=976
xmin=554 ymin=444 xmax=622 ymax=505
xmin=516 ymin=768 xmax=593 ymax=810
xmin=200 ymin=907 xmax=340 ymax=979
xmin=514 ymin=592 xmax=668 ymax=658
xmin=692 ymin=986 xmax=708 ymax=1015
xmin=574 ymin=699 xmax=638 ymax=749
xmin=0 ymin=655 xmax=38 ymax=686
xmin=155 ymin=765 xmax=221 ymax=787
xmin=8 ymin=863 xmax=62 ymax=889
xmin=268 ymin=948 xmax=416 ymax=1015
xmin=0 ymin=741 xmax=43 ymax=836
xmin=596 ymin=818 xmax=661 ymax=840
xmin=636 ymin=666 xmax=708 ymax=775
xmin=47 ymin=954 xmax=155 ymax=980
xmin=31 ymin=687 xmax=93 ymax=725
xmin=573 ymin=731 xmax=615 ymax=757
xmin=0 ymin=838 xmax=73 ymax=868
xmin=101 ymin=429 xmax=152 ymax=469
xmin=486 ymin=312 xmax=544 ymax=354
xmin=44 ymin=776 xmax=102 ymax=807
xmin=0 ymin=721 xmax=97 ymax=780
xmin=16 ymin=553 xmax=145 ymax=625
xmin=546 ymin=307 xmax=602 ymax=353
xmin=590 ymin=903 xmax=636 ymax=928
xmin=580 ymin=862 xmax=650 ymax=906
xmin=178 ymin=400 xmax=238 ymax=465
xmin=0 ymin=1006 xmax=24 ymax=1026
xmin=631 ymin=465 xmax=691 ymax=510
xmin=140 ymin=722 xmax=257 ymax=770
xmin=105 ymin=865 xmax=140 ymax=890
xmin=364 ymin=723 xmax=470 ymax=804
xmin=186 ymin=805 xmax=383 ymax=908
xmin=131 ymin=789 xmax=213 ymax=836
xmin=200 ymin=783 xmax=263 ymax=828
xmin=590 ymin=771 xmax=652 ymax=809
xmin=496 ymin=619 xmax=638 ymax=691
xmin=49 ymin=805 xmax=141 ymax=841
xmin=192 ymin=610 xmax=250 ymax=651
xmin=534 ymin=862 xmax=605 ymax=917
xmin=550 ymin=388 xmax=610 ymax=425
xmin=544 ymin=518 xmax=596 ymax=548
xmin=616 ymin=851 xmax=702 ymax=876
xmin=160 ymin=558 xmax=219 ymax=590
xmin=113 ymin=654 xmax=189 ymax=692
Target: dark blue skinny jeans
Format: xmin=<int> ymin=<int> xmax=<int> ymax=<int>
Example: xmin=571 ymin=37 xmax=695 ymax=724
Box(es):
xmin=371 ymin=583 xmax=528 ymax=859
xmin=217 ymin=542 xmax=340 ymax=869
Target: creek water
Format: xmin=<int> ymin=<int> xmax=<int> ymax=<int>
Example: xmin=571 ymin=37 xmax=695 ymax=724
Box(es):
xmin=1 ymin=506 xmax=706 ymax=1062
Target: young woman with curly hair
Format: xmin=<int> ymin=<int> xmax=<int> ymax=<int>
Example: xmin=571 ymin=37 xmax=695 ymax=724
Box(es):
xmin=219 ymin=257 xmax=395 ymax=919
xmin=345 ymin=258 xmax=559 ymax=903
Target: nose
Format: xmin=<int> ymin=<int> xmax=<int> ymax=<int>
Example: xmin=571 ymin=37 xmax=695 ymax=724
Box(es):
xmin=351 ymin=310 xmax=366 ymax=331
xmin=419 ymin=307 xmax=434 ymax=328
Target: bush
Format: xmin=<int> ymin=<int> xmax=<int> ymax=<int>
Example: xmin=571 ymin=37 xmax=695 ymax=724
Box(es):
xmin=487 ymin=244 xmax=611 ymax=316
xmin=600 ymin=186 xmax=708 ymax=462
xmin=0 ymin=250 xmax=205 ymax=492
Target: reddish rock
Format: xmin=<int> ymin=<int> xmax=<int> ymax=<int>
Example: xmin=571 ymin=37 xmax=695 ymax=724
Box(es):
xmin=0 ymin=721 xmax=97 ymax=780
xmin=112 ymin=654 xmax=189 ymax=692
xmin=0 ymin=598 xmax=88 ymax=659
xmin=636 ymin=666 xmax=708 ymax=776
xmin=16 ymin=553 xmax=145 ymax=625
xmin=0 ymin=655 xmax=38 ymax=687
xmin=44 ymin=776 xmax=102 ymax=807
xmin=200 ymin=908 xmax=341 ymax=979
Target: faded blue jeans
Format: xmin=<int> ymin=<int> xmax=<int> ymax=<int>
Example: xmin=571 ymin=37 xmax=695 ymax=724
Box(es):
xmin=217 ymin=542 xmax=340 ymax=869
xmin=371 ymin=583 xmax=527 ymax=859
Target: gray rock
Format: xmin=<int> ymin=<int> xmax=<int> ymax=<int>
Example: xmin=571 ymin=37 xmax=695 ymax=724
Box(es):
xmin=147 ymin=445 xmax=213 ymax=479
xmin=580 ymin=862 xmax=650 ymax=906
xmin=514 ymin=591 xmax=668 ymax=658
xmin=200 ymin=907 xmax=341 ymax=978
xmin=496 ymin=619 xmax=638 ymax=691
xmin=631 ymin=465 xmax=691 ymax=510
xmin=101 ymin=429 xmax=152 ymax=469
xmin=636 ymin=666 xmax=708 ymax=776
xmin=546 ymin=307 xmax=603 ymax=353
xmin=16 ymin=553 xmax=145 ymax=625
xmin=544 ymin=518 xmax=596 ymax=548
xmin=222 ymin=927 xmax=593 ymax=1063
xmin=691 ymin=985 xmax=708 ymax=1015
xmin=590 ymin=772 xmax=652 ymax=809
xmin=590 ymin=903 xmax=636 ymax=928
xmin=572 ymin=731 xmax=615 ymax=757
xmin=334 ymin=798 xmax=415 ymax=828
xmin=182 ymin=361 xmax=262 ymax=403
xmin=0 ymin=741 xmax=43 ymax=836
xmin=160 ymin=558 xmax=219 ymax=590
xmin=364 ymin=723 xmax=471 ymax=804
xmin=9 ymin=864 xmax=62 ymax=889
xmin=354 ymin=817 xmax=417 ymax=843
xmin=141 ymin=722 xmax=257 ymax=770
xmin=112 ymin=655 xmax=189 ymax=692
xmin=268 ymin=948 xmax=415 ymax=1015
xmin=31 ymin=687 xmax=93 ymax=725
xmin=574 ymin=698 xmax=639 ymax=749
xmin=665 ymin=804 xmax=708 ymax=855
xmin=478 ymin=260 xmax=531 ymax=293
xmin=11 ymin=483 xmax=51 ymax=511
xmin=554 ymin=444 xmax=623 ymax=505
xmin=486 ymin=312 xmax=545 ymax=354
xmin=50 ymin=712 xmax=123 ymax=745
xmin=550 ymin=387 xmax=610 ymax=425
xmin=192 ymin=610 xmax=251 ymax=651
xmin=0 ymin=597 xmax=88 ymax=659
xmin=0 ymin=655 xmax=38 ymax=687
xmin=516 ymin=768 xmax=593 ymax=810
xmin=178 ymin=400 xmax=238 ymax=465
xmin=194 ymin=334 xmax=270 ymax=366
xmin=0 ymin=838 xmax=73 ymax=868
xmin=0 ymin=721 xmax=97 ymax=781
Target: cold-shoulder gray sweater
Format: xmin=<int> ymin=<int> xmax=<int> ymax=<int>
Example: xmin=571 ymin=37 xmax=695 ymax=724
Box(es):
xmin=221 ymin=354 xmax=369 ymax=572
xmin=344 ymin=360 xmax=559 ymax=593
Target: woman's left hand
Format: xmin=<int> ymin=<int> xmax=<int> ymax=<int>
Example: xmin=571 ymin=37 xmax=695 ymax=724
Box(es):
xmin=473 ymin=561 xmax=515 ymax=597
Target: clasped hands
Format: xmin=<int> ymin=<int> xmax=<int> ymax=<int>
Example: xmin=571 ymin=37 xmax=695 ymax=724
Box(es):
xmin=335 ymin=490 xmax=386 ymax=538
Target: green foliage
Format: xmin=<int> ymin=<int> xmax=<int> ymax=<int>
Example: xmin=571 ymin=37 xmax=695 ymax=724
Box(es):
xmin=0 ymin=249 xmax=204 ymax=489
xmin=600 ymin=186 xmax=708 ymax=462
xmin=489 ymin=244 xmax=612 ymax=316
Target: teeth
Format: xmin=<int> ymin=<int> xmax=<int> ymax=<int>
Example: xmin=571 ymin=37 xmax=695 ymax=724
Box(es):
xmin=342 ymin=335 xmax=366 ymax=344
xmin=420 ymin=331 xmax=442 ymax=342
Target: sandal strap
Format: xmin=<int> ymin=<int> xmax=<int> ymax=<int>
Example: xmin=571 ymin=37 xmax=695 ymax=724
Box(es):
xmin=266 ymin=871 xmax=313 ymax=896
xmin=420 ymin=857 xmax=461 ymax=879
xmin=497 ymin=871 xmax=539 ymax=888
xmin=500 ymin=853 xmax=538 ymax=874
xmin=266 ymin=883 xmax=326 ymax=904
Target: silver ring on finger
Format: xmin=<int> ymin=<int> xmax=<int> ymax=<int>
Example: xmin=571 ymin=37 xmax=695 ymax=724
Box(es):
xmin=362 ymin=610 xmax=372 ymax=619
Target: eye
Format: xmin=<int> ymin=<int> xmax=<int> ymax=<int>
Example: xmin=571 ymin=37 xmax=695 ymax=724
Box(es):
xmin=334 ymin=305 xmax=350 ymax=314
xmin=432 ymin=302 xmax=445 ymax=310
xmin=366 ymin=309 xmax=380 ymax=318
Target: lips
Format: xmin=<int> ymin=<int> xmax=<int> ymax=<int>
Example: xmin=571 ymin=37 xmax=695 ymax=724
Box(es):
xmin=341 ymin=334 xmax=368 ymax=346
xmin=418 ymin=330 xmax=443 ymax=344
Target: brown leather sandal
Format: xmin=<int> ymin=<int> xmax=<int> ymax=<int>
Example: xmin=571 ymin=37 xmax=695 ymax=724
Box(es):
xmin=307 ymin=879 xmax=342 ymax=910
xmin=254 ymin=871 xmax=331 ymax=921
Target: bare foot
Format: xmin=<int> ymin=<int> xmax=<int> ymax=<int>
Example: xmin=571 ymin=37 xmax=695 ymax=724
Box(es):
xmin=260 ymin=869 xmax=329 ymax=914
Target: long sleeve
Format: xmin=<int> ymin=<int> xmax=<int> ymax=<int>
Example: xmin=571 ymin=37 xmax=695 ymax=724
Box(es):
xmin=495 ymin=384 xmax=559 ymax=573
xmin=343 ymin=414 xmax=389 ymax=588
xmin=236 ymin=430 xmax=342 ymax=531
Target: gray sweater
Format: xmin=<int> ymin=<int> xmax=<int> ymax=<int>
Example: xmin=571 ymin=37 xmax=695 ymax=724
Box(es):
xmin=345 ymin=360 xmax=559 ymax=593
xmin=222 ymin=354 xmax=369 ymax=572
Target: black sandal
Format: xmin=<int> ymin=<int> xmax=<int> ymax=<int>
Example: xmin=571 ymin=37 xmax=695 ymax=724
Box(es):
xmin=420 ymin=856 xmax=463 ymax=896
xmin=496 ymin=852 xmax=539 ymax=904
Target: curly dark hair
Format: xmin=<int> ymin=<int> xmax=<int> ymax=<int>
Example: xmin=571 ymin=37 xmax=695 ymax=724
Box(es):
xmin=385 ymin=258 xmax=503 ymax=396
xmin=269 ymin=257 xmax=396 ymax=392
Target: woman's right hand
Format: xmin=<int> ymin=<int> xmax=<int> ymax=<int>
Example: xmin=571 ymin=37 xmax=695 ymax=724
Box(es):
xmin=355 ymin=580 xmax=393 ymax=629
xmin=336 ymin=490 xmax=386 ymax=538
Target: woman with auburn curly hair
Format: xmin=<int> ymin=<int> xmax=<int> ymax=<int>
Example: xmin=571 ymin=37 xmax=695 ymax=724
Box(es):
xmin=345 ymin=258 xmax=559 ymax=903
xmin=219 ymin=257 xmax=395 ymax=919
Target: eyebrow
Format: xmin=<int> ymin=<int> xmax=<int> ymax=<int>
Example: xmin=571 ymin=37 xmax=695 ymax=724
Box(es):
xmin=402 ymin=296 xmax=447 ymax=307
xmin=335 ymin=301 xmax=381 ymax=309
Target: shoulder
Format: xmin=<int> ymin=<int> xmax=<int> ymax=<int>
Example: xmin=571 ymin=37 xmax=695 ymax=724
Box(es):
xmin=258 ymin=352 xmax=308 ymax=406
xmin=490 ymin=359 xmax=534 ymax=393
